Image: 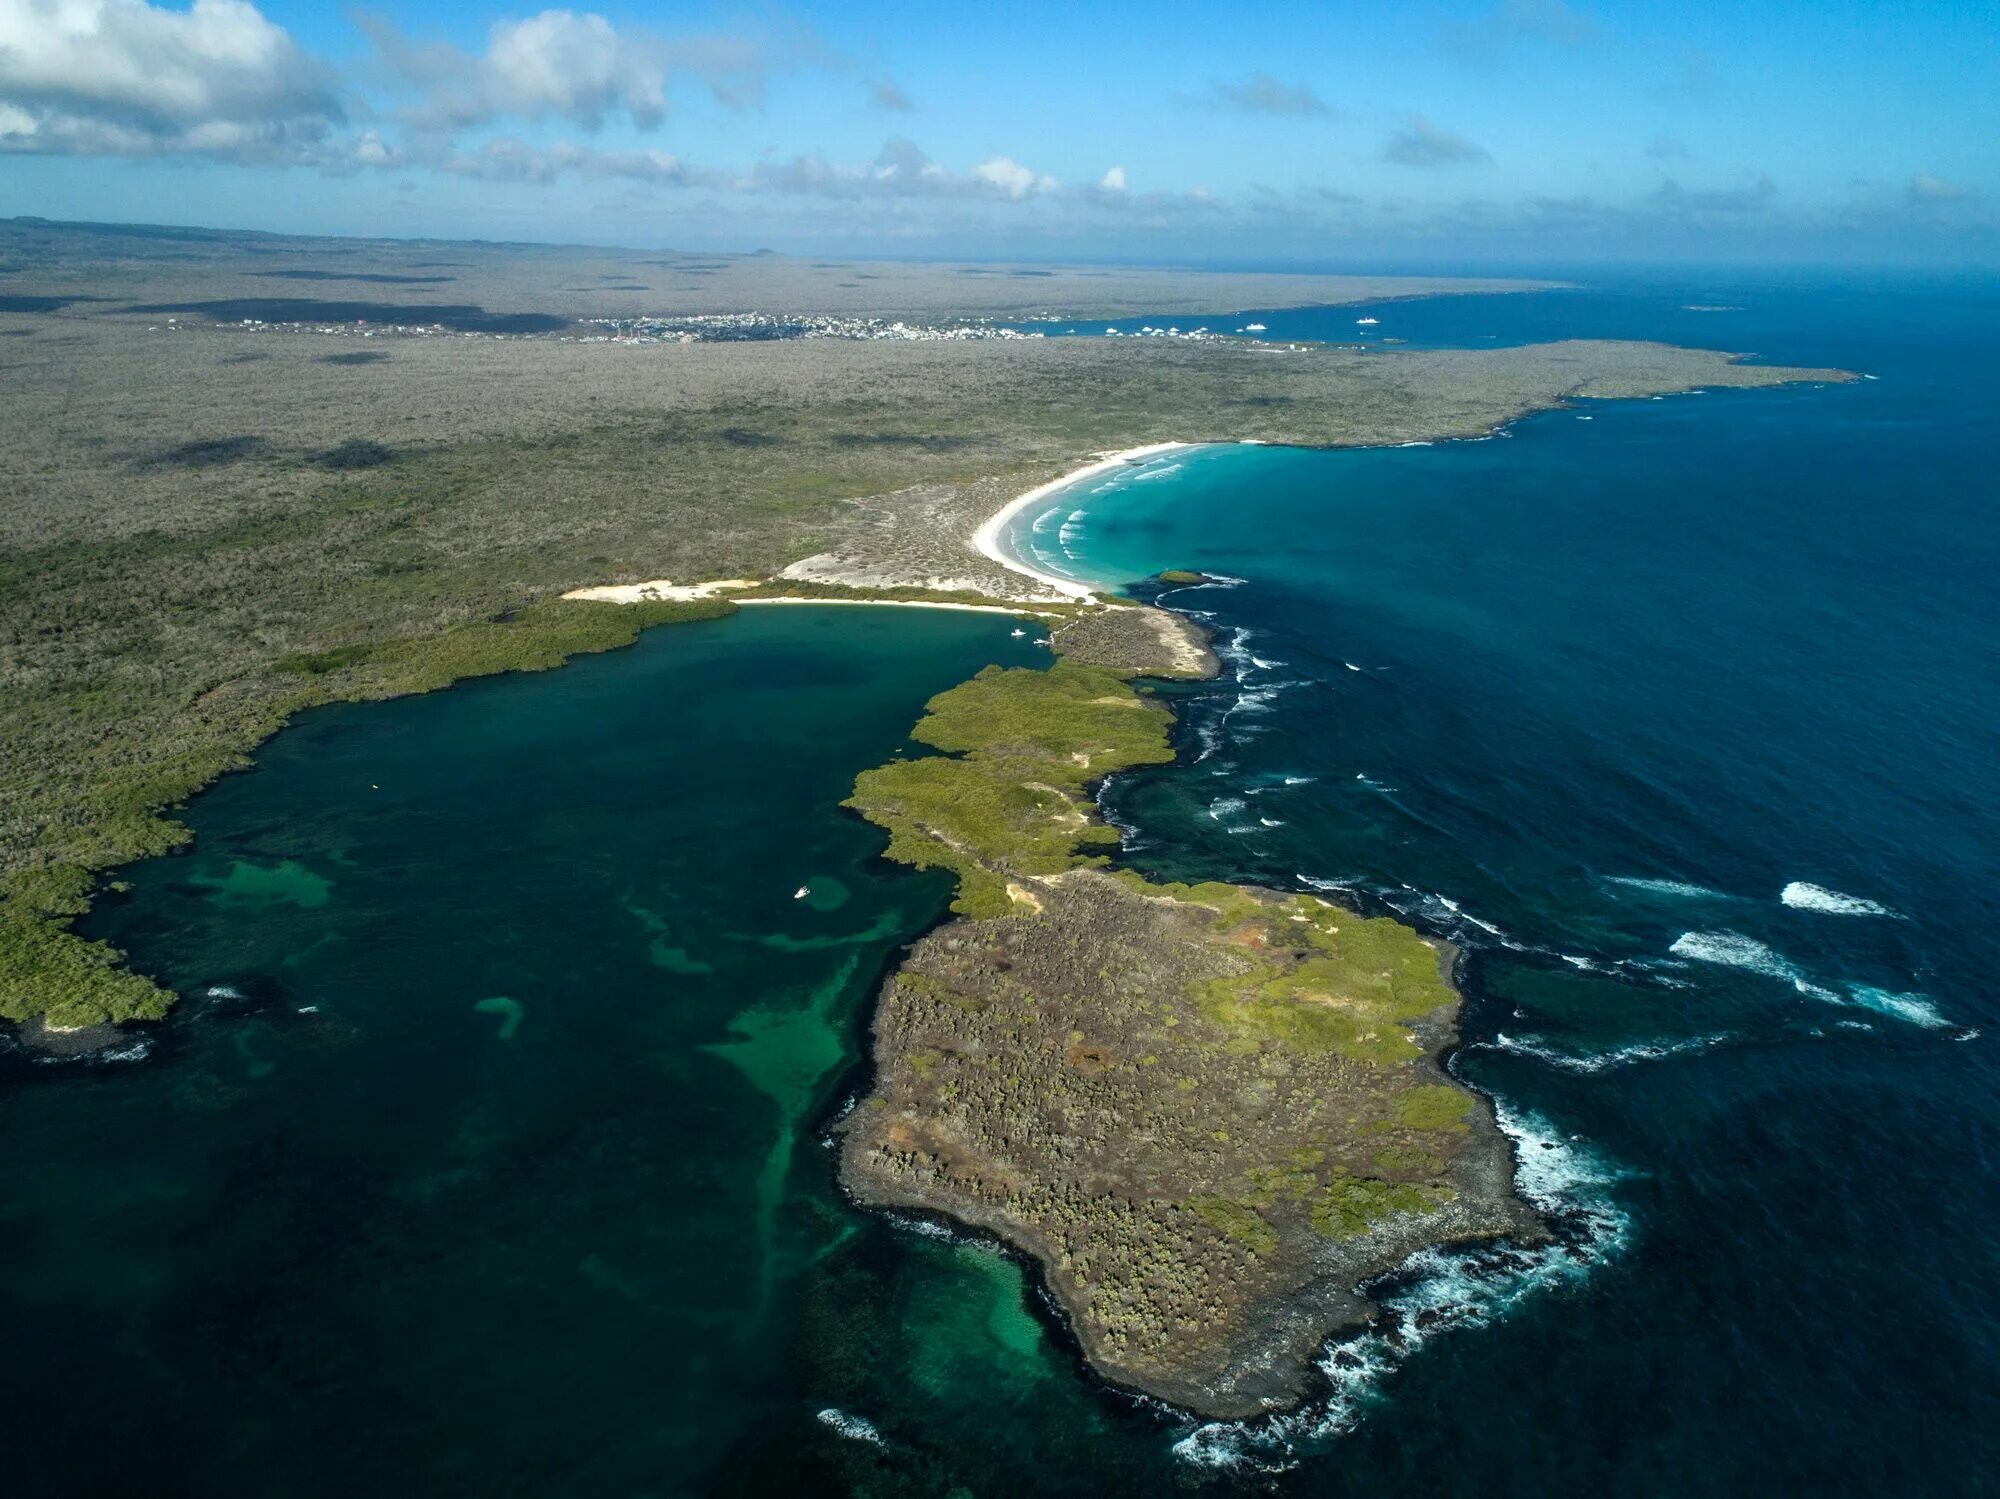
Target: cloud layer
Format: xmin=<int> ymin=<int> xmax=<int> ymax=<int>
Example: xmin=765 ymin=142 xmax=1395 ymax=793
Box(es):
xmin=0 ymin=0 xmax=339 ymax=156
xmin=0 ymin=0 xmax=1986 ymax=260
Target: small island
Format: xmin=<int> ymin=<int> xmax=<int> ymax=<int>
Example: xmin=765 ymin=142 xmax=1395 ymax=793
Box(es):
xmin=837 ymin=609 xmax=1542 ymax=1418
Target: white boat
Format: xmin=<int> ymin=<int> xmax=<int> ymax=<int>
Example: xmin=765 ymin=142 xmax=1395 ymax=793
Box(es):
xmin=793 ymin=886 xmax=810 ymax=899
xmin=1356 ymin=317 xmax=1379 ymax=325
xmin=1011 ymin=628 xmax=1026 ymax=637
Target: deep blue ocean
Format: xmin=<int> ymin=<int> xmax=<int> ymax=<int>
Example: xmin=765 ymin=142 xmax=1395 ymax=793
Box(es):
xmin=998 ymin=271 xmax=2000 ymax=1487
xmin=4 ymin=272 xmax=1995 ymax=1495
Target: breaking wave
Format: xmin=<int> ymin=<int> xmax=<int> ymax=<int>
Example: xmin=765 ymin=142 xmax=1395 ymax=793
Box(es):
xmin=1174 ymin=1102 xmax=1628 ymax=1467
xmin=1297 ymin=874 xmax=1361 ymax=894
xmin=1601 ymin=875 xmax=1731 ymax=900
xmin=1847 ymin=986 xmax=1948 ymax=1029
xmin=1668 ymin=932 xmax=1949 ymax=1029
xmin=1484 ymin=1030 xmax=1736 ymax=1074
xmin=1780 ymin=881 xmax=1899 ymax=917
xmin=1668 ymin=930 xmax=1799 ymax=982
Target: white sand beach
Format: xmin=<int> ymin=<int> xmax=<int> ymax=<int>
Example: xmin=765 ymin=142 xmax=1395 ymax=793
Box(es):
xmin=969 ymin=442 xmax=1191 ymax=599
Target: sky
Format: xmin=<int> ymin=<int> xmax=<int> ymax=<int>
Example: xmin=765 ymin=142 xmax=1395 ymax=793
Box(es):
xmin=0 ymin=0 xmax=1994 ymax=266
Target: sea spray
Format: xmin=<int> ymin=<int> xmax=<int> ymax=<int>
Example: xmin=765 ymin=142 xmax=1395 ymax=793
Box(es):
xmin=1601 ymin=875 xmax=1734 ymax=901
xmin=1667 ymin=932 xmax=1949 ymax=1029
xmin=1780 ymin=881 xmax=1900 ymax=917
xmin=1174 ymin=1101 xmax=1629 ymax=1467
xmin=1483 ymin=1030 xmax=1738 ymax=1074
xmin=1846 ymin=986 xmax=1948 ymax=1029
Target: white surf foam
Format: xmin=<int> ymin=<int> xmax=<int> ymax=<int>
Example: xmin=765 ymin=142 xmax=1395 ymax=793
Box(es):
xmin=1669 ymin=933 xmax=1948 ymax=1030
xmin=1602 ymin=875 xmax=1730 ymax=900
xmin=1668 ymin=930 xmax=1800 ymax=982
xmin=1228 ymin=685 xmax=1286 ymax=715
xmin=1847 ymin=986 xmax=1948 ymax=1029
xmin=888 ymin=1214 xmax=959 ymax=1242
xmin=1434 ymin=894 xmax=1505 ymax=937
xmin=1487 ymin=1030 xmax=1735 ymax=1074
xmin=1781 ymin=881 xmax=1899 ymax=918
xmin=1559 ymin=953 xmax=1615 ymax=972
xmin=1175 ymin=1101 xmax=1627 ymax=1465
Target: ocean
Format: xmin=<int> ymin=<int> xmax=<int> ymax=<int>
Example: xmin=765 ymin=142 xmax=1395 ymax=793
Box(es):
xmin=4 ymin=271 xmax=1996 ymax=1494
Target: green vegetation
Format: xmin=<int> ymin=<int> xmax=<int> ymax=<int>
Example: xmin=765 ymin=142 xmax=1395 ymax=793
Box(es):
xmin=0 ymin=888 xmax=173 ymax=1029
xmin=0 ymin=246 xmax=1839 ymax=1036
xmin=1188 ymin=1195 xmax=1280 ymax=1258
xmin=1191 ymin=900 xmax=1457 ymax=1064
xmin=840 ymin=641 xmax=1538 ymax=1414
xmin=1311 ymin=1173 xmax=1454 ymax=1241
xmin=1155 ymin=569 xmax=1206 ymax=585
xmin=845 ymin=662 xmax=1174 ymax=916
xmin=1397 ymin=1083 xmax=1474 ymax=1132
xmin=0 ymin=594 xmax=731 ymax=1025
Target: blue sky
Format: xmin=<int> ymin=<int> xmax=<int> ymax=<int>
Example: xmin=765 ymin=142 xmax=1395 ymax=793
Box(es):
xmin=1 ymin=0 xmax=1993 ymax=264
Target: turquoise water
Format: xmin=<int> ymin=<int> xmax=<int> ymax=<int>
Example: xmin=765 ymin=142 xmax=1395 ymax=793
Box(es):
xmin=5 ymin=275 xmax=1998 ymax=1493
xmin=3 ymin=606 xmax=1168 ymax=1495
xmin=1002 ymin=274 xmax=2000 ymax=1486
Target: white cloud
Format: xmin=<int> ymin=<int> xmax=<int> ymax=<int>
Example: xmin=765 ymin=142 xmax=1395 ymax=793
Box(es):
xmin=486 ymin=10 xmax=664 ymax=128
xmin=747 ymin=137 xmax=1037 ymax=200
xmin=358 ymin=8 xmax=821 ymax=132
xmin=430 ymin=134 xmax=705 ymax=186
xmin=360 ymin=9 xmax=661 ymax=131
xmin=0 ymin=0 xmax=340 ymax=155
xmin=1099 ymin=165 xmax=1126 ymax=191
xmin=971 ymin=156 xmax=1053 ymax=199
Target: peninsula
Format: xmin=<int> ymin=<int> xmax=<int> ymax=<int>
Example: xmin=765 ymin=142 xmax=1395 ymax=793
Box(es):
xmin=835 ymin=626 xmax=1541 ymax=1417
xmin=0 ymin=222 xmax=1849 ymax=1053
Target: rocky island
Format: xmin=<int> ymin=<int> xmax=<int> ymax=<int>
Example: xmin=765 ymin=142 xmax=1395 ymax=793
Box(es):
xmin=836 ymin=603 xmax=1542 ymax=1418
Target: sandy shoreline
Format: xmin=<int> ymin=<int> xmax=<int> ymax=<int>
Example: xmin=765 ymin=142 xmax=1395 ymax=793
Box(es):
xmin=970 ymin=442 xmax=1192 ymax=600
xmin=561 ymin=577 xmax=1058 ymax=619
xmin=735 ymin=598 xmax=1059 ymax=618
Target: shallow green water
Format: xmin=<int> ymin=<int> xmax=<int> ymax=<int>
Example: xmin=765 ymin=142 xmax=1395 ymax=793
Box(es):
xmin=2 ymin=605 xmax=1178 ymax=1496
